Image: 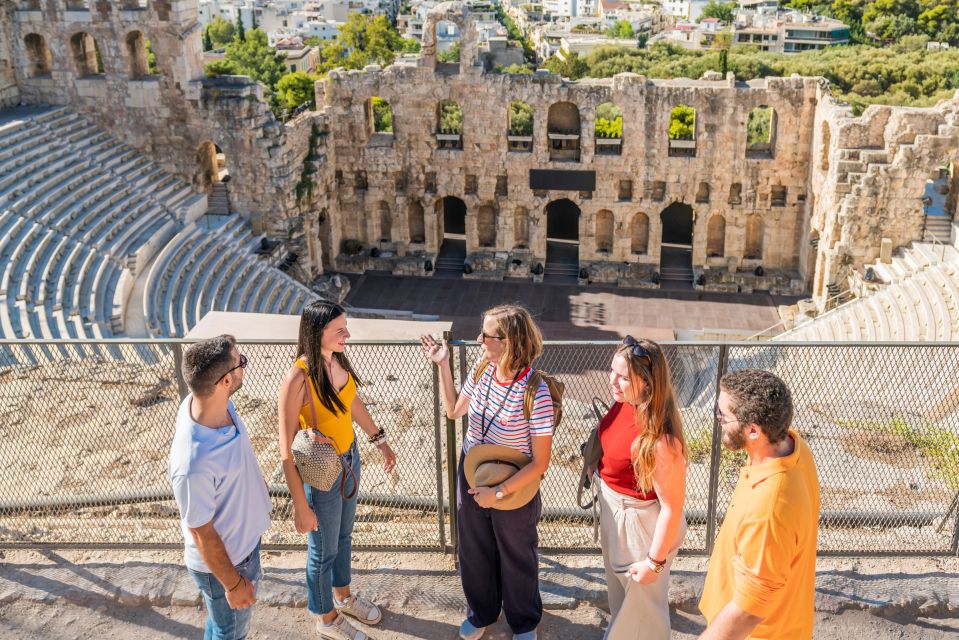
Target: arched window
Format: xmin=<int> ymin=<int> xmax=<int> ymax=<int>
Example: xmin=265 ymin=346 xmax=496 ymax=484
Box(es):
xmin=595 ymin=210 xmax=614 ymax=252
xmin=668 ymin=104 xmax=696 ymax=158
xmin=477 ymin=204 xmax=496 ymax=247
xmin=125 ymin=31 xmax=151 ymax=79
xmin=408 ymin=201 xmax=425 ymax=244
xmin=820 ymin=121 xmax=831 ymax=172
xmin=594 ymin=102 xmax=623 ymax=156
xmin=696 ymin=181 xmax=710 ymax=203
xmin=377 ymin=201 xmax=392 ymax=243
xmin=513 ymin=206 xmax=529 ymax=246
xmin=369 ymin=96 xmax=393 ymax=134
xmin=436 ymin=99 xmax=463 ymax=150
xmin=745 ymin=214 xmax=764 ymax=259
xmin=706 ymin=215 xmax=726 ymax=257
xmin=70 ymin=32 xmax=102 ymax=77
xmin=631 ymin=212 xmax=649 ymax=255
xmin=24 ymin=34 xmax=52 ymax=77
xmin=121 ymin=0 xmax=149 ymax=9
xmin=746 ymin=106 xmax=775 ymax=158
xmin=195 ymin=140 xmax=228 ymax=192
xmin=547 ymin=102 xmax=581 ymax=162
xmin=508 ymin=100 xmax=533 ymax=152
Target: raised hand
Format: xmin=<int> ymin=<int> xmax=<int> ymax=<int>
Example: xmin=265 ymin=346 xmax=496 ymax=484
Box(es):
xmin=419 ymin=334 xmax=449 ymax=365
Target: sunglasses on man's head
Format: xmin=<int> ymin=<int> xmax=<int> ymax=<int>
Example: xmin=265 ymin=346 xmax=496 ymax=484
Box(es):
xmin=216 ymin=353 xmax=248 ymax=383
xmin=622 ymin=335 xmax=651 ymax=361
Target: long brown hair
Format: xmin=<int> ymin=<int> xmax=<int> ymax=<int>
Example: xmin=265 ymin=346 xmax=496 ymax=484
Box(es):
xmin=296 ymin=300 xmax=361 ymax=415
xmin=484 ymin=304 xmax=543 ymax=373
xmin=618 ymin=338 xmax=685 ymax=493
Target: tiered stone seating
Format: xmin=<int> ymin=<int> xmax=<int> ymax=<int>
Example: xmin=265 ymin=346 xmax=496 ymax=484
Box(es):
xmin=777 ymin=242 xmax=959 ymax=342
xmin=0 ymin=106 xmax=203 ymax=353
xmin=144 ymin=215 xmax=317 ymax=338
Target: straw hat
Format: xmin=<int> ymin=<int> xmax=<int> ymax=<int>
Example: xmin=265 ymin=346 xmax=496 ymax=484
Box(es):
xmin=463 ymin=444 xmax=541 ymax=510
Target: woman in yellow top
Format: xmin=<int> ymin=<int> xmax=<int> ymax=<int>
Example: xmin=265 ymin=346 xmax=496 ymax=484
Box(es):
xmin=278 ymin=301 xmax=397 ymax=640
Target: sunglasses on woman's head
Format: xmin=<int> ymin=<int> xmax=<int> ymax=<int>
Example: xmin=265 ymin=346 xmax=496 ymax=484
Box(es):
xmin=622 ymin=335 xmax=651 ymax=361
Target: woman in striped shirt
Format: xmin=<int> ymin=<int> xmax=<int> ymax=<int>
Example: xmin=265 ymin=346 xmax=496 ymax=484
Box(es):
xmin=421 ymin=304 xmax=554 ymax=640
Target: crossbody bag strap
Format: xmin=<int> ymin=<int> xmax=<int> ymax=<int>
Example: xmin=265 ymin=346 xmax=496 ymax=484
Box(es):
xmin=305 ymin=368 xmax=357 ymax=501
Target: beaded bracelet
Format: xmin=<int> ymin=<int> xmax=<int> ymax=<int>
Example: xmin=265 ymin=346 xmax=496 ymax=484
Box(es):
xmin=367 ymin=427 xmax=386 ymax=444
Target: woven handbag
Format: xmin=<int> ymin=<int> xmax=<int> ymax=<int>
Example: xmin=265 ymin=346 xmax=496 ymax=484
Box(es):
xmin=291 ymin=373 xmax=357 ymax=499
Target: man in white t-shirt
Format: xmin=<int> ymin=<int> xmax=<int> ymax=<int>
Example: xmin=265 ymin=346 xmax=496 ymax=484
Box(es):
xmin=168 ymin=335 xmax=272 ymax=640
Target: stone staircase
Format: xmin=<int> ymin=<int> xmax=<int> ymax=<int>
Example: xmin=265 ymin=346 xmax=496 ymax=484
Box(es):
xmin=924 ymin=214 xmax=952 ymax=242
xmin=207 ymin=182 xmax=230 ymax=215
xmin=434 ymin=237 xmax=465 ymax=275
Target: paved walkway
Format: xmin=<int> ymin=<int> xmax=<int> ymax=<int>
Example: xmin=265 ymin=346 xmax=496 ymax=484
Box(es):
xmin=345 ymin=273 xmax=798 ymax=340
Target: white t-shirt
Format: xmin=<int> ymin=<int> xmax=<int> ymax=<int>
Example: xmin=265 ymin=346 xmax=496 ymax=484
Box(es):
xmin=168 ymin=395 xmax=272 ymax=573
xmin=462 ymin=361 xmax=554 ymax=457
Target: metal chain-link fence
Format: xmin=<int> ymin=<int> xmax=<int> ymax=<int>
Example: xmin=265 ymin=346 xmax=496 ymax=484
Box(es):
xmin=0 ymin=339 xmax=957 ymax=556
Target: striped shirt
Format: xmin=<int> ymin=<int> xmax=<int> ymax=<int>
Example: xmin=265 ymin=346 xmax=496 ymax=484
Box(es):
xmin=462 ymin=361 xmax=554 ymax=457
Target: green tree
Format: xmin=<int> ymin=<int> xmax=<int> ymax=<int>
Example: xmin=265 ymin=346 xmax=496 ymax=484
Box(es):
xmin=204 ymin=59 xmax=240 ymax=76
xmin=146 ymin=39 xmax=158 ymax=74
xmin=595 ymin=102 xmax=623 ymax=138
xmin=746 ymin=107 xmax=772 ymax=145
xmin=235 ymin=9 xmax=245 ymax=42
xmin=371 ymin=96 xmax=394 ymax=133
xmin=205 ymin=29 xmax=286 ymax=113
xmin=275 ymin=71 xmax=319 ymax=110
xmin=206 ymin=17 xmax=235 ymax=48
xmin=699 ymin=0 xmax=737 ymax=23
xmin=438 ymin=41 xmax=461 ymax=63
xmin=203 ymin=27 xmax=214 ymax=52
xmin=438 ymin=100 xmax=463 ymax=134
xmin=669 ymin=104 xmax=695 ymax=140
xmin=318 ymin=14 xmax=405 ymax=72
xmin=606 ymin=19 xmax=634 ymax=39
xmin=509 ymin=100 xmax=534 ymax=135
xmin=544 ymin=51 xmax=589 ymax=79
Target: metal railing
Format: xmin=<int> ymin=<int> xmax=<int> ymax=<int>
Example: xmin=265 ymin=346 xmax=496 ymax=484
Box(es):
xmin=748 ymin=288 xmax=857 ymax=341
xmin=0 ymin=338 xmax=957 ymax=556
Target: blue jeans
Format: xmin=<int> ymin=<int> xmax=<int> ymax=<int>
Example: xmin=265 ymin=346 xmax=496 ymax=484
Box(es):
xmin=305 ymin=439 xmax=361 ymax=616
xmin=187 ymin=542 xmax=261 ymax=640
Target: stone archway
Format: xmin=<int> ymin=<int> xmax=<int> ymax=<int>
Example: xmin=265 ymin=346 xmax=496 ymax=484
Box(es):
xmin=435 ymin=196 xmax=467 ymax=275
xmin=545 ymin=199 xmax=581 ymax=281
xmin=659 ymin=202 xmax=694 ymax=289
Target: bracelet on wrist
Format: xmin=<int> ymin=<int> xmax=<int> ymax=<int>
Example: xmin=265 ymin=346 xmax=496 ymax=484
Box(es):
xmin=367 ymin=427 xmax=385 ymax=444
xmin=647 ymin=553 xmax=666 ymax=567
xmin=227 ymin=575 xmax=243 ymax=592
xmin=375 ymin=436 xmax=390 ymax=446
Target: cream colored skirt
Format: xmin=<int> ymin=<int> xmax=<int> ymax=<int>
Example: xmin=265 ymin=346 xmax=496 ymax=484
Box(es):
xmin=597 ymin=474 xmax=686 ymax=640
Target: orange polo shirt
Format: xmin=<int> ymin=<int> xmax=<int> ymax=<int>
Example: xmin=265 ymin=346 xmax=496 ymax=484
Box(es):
xmin=699 ymin=429 xmax=820 ymax=639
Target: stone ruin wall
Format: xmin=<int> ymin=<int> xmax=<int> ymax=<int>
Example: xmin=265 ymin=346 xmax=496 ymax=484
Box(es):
xmin=0 ymin=3 xmax=22 ymax=108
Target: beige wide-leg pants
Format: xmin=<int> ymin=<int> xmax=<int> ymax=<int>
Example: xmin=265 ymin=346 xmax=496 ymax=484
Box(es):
xmin=597 ymin=474 xmax=686 ymax=640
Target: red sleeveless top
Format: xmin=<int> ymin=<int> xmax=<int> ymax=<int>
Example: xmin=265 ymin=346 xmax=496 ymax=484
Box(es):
xmin=597 ymin=402 xmax=657 ymax=500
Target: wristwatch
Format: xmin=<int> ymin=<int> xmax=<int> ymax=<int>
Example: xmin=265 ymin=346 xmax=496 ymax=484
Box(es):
xmin=495 ymin=485 xmax=506 ymax=500
xmin=646 ymin=555 xmax=666 ymax=574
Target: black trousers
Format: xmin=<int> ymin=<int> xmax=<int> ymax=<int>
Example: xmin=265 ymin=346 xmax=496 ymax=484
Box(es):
xmin=457 ymin=459 xmax=542 ymax=634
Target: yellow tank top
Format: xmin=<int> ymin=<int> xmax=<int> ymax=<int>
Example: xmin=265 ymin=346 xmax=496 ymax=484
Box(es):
xmin=295 ymin=358 xmax=356 ymax=454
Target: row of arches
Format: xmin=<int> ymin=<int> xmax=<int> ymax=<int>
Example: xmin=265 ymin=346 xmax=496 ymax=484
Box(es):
xmin=21 ymin=1 xmax=149 ymax=10
xmin=366 ymin=198 xmax=765 ymax=261
xmin=22 ymin=31 xmax=156 ymax=79
xmin=362 ymin=97 xmax=777 ymax=158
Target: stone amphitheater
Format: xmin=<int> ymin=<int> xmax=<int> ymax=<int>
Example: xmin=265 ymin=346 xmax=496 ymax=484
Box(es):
xmin=1 ymin=0 xmax=959 ymax=345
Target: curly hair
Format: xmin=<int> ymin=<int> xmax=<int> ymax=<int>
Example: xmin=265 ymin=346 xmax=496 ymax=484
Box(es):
xmin=720 ymin=369 xmax=793 ymax=444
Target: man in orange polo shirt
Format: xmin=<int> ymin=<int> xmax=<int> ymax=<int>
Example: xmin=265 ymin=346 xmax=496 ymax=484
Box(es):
xmin=699 ymin=369 xmax=820 ymax=640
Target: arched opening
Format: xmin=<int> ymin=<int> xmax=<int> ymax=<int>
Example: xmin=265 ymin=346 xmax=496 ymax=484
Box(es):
xmin=435 ymin=196 xmax=467 ymax=275
xmin=745 ymin=214 xmax=764 ymax=259
xmin=545 ymin=199 xmax=581 ymax=280
xmin=436 ymin=20 xmax=461 ymax=74
xmin=820 ymin=121 xmax=831 ymax=172
xmin=547 ymin=102 xmax=581 ymax=162
xmin=121 ymin=1 xmax=149 ymax=9
xmin=631 ymin=213 xmax=649 ymax=255
xmin=377 ymin=201 xmax=392 ymax=243
xmin=24 ymin=34 xmax=52 ymax=77
xmin=195 ymin=141 xmax=229 ymax=193
xmin=706 ymin=215 xmax=726 ymax=257
xmin=70 ymin=32 xmax=103 ymax=77
xmin=667 ymin=104 xmax=696 ymax=158
xmin=369 ymin=96 xmax=393 ymax=134
xmin=595 ymin=209 xmax=613 ymax=253
xmin=408 ymin=201 xmax=425 ymax=244
xmin=125 ymin=30 xmax=150 ymax=79
xmin=695 ymin=181 xmax=710 ymax=203
xmin=65 ymin=0 xmax=88 ymax=10
xmin=659 ymin=202 xmax=694 ymax=289
xmin=513 ymin=206 xmax=529 ymax=247
xmin=746 ymin=106 xmax=775 ymax=158
xmin=436 ymin=99 xmax=463 ymax=150
xmin=508 ymin=100 xmax=534 ymax=152
xmin=594 ymin=102 xmax=623 ymax=156
xmin=477 ymin=204 xmax=496 ymax=247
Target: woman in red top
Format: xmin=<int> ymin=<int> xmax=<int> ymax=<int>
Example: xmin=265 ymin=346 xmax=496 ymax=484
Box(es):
xmin=597 ymin=336 xmax=687 ymax=640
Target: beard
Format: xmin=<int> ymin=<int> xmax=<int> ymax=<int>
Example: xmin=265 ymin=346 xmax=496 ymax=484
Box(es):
xmin=721 ymin=424 xmax=746 ymax=451
xmin=229 ymin=377 xmax=243 ymax=395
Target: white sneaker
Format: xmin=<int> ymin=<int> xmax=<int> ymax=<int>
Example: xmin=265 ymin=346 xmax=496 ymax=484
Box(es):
xmin=315 ymin=614 xmax=370 ymax=640
xmin=335 ymin=592 xmax=383 ymax=625
xmin=459 ymin=618 xmax=485 ymax=640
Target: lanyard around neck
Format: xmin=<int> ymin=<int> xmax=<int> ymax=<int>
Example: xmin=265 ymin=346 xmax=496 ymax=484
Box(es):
xmin=479 ymin=363 xmax=522 ymax=443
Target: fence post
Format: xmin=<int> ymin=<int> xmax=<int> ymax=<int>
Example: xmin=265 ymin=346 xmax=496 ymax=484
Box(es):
xmin=444 ymin=331 xmax=459 ymax=558
xmin=433 ymin=355 xmax=447 ymax=552
xmin=172 ymin=342 xmax=189 ymax=401
xmin=950 ymin=490 xmax=959 ymax=556
xmin=704 ymin=344 xmax=730 ymax=555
